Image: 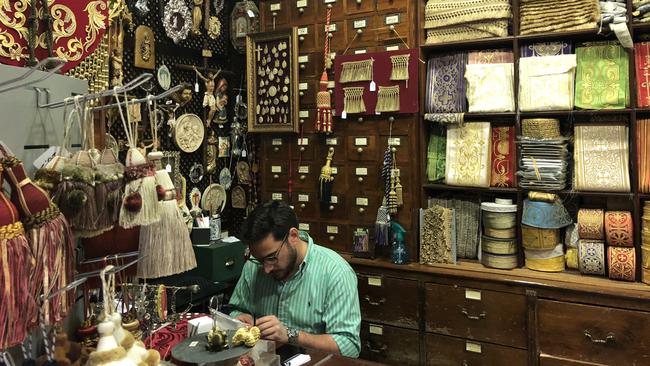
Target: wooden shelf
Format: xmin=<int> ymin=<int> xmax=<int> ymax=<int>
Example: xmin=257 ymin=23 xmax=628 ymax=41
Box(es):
xmin=632 ymin=22 xmax=650 ymax=33
xmin=420 ymin=36 xmax=514 ymax=53
xmin=516 ymin=29 xmax=614 ymax=43
xmin=556 ymin=190 xmax=635 ymax=199
xmin=465 ymin=112 xmax=517 ymax=119
xmin=639 ymin=193 xmax=650 ymax=200
xmin=423 ymin=183 xmax=518 ymax=194
xmin=519 ymin=109 xmax=634 ymax=117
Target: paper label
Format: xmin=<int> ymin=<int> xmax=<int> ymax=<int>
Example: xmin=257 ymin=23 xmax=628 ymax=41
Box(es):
xmin=354 ymin=137 xmax=368 ymax=146
xmin=271 ymin=166 xmax=282 ymax=173
xmin=367 ymin=276 xmax=382 ymax=286
xmin=326 ymin=138 xmax=338 ymax=145
xmin=298 ymin=194 xmax=309 ymax=202
xmin=331 ymin=167 xmax=338 ymax=174
xmin=354 ymin=49 xmax=367 ymax=54
xmin=354 ymin=19 xmax=367 ymax=29
xmin=298 ymin=55 xmax=309 ymax=63
xmin=465 ymin=289 xmax=482 ymax=301
xmin=270 ymin=3 xmax=281 ymax=11
xmin=369 ymin=80 xmax=376 ymax=91
xmin=325 ymin=24 xmax=337 ymax=32
xmin=272 ymin=138 xmax=283 ymax=146
xmin=385 ymin=14 xmax=400 ymax=25
xmin=369 ymin=325 xmax=383 ymax=335
xmin=341 ymin=110 xmax=347 ymax=119
xmin=386 ymin=45 xmax=400 ymax=51
xmin=297 ymin=0 xmax=307 ymax=8
xmin=330 ymin=52 xmax=336 ymax=59
xmin=327 ymin=81 xmax=335 ymax=88
xmin=189 ymin=341 xmax=199 ymax=347
xmin=324 ymin=0 xmax=336 ymax=3
xmin=356 ymin=167 xmax=368 ymax=176
xmin=356 ymin=197 xmax=369 ymax=206
xmin=33 ymin=146 xmax=60 ymax=170
xmin=466 ymin=342 xmax=482 ymax=354
xmin=327 ymin=225 xmax=339 ymax=234
xmin=330 ymin=195 xmax=338 ymax=203
xmin=299 ymin=223 xmax=310 ymax=231
xmin=299 ymin=166 xmax=310 ymax=174
xmin=388 ymin=137 xmax=401 ymax=146
xmin=272 ymin=193 xmax=283 ymax=201
xmin=299 ymin=82 xmax=309 ymax=90
xmin=299 ymin=110 xmax=309 ymax=118
xmin=298 ymin=138 xmax=309 ymax=145
xmin=298 ymin=27 xmax=309 ymax=36
xmin=165 ymin=164 xmax=172 ymax=173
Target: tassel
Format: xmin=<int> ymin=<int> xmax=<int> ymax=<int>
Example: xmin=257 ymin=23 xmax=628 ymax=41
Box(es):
xmin=138 ymin=152 xmax=197 ymax=279
xmin=381 ymin=147 xmax=393 ymax=204
xmin=343 ymin=87 xmax=366 ymax=114
xmin=119 ymin=148 xmax=160 ymax=229
xmin=375 ymin=85 xmax=401 ymax=113
xmin=390 ymin=54 xmax=410 ymax=81
xmin=318 ymin=148 xmax=335 ymax=203
xmin=374 ymin=206 xmax=390 ymax=247
xmin=316 ymin=72 xmax=333 ymax=133
xmin=340 ymin=59 xmax=374 ymax=83
xmin=92 ymin=148 xmax=124 ymax=235
xmin=395 ymin=169 xmax=403 ymax=207
xmin=388 ymin=172 xmax=398 ymax=214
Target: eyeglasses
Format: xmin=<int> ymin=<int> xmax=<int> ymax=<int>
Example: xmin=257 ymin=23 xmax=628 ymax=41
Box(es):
xmin=246 ymin=233 xmax=288 ymax=266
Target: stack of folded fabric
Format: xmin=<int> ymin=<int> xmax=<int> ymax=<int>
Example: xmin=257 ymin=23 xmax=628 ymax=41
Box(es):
xmin=519 ymin=0 xmax=600 ymax=35
xmin=633 ymin=0 xmax=650 ymax=23
xmin=520 ymin=41 xmax=573 ymax=57
xmin=635 ymin=43 xmax=650 ymax=108
xmin=419 ymin=205 xmax=456 ymax=265
xmin=642 ymin=202 xmax=650 ymax=284
xmin=575 ymin=42 xmax=629 ymax=110
xmin=518 ymin=54 xmax=577 ymax=111
xmin=573 ymin=124 xmax=630 ymax=192
xmin=637 ymin=119 xmax=650 ymax=192
xmin=445 ymin=122 xmax=492 ymax=188
xmin=465 ymin=62 xmax=515 ymax=112
xmin=517 ymin=118 xmax=569 ymax=191
xmin=522 ymin=195 xmax=572 ymax=272
xmin=423 ymin=0 xmax=512 ymax=45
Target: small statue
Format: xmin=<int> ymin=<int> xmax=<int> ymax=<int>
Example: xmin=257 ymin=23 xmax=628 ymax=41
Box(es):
xmin=111 ymin=44 xmax=124 ymax=87
xmin=192 ymin=0 xmax=203 ymax=36
xmin=206 ymin=130 xmax=218 ymax=174
xmin=171 ymin=85 xmax=193 ymax=107
xmin=194 ymin=66 xmax=222 ymax=126
xmin=215 ymin=78 xmax=229 ymax=126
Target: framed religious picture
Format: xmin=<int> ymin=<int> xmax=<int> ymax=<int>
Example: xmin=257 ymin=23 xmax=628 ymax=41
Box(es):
xmin=230 ymin=1 xmax=260 ymax=53
xmin=161 ymin=151 xmax=181 ymax=189
xmin=246 ymin=28 xmax=299 ymax=133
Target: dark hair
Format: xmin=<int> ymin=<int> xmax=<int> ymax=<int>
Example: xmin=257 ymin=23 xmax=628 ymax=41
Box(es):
xmin=239 ymin=201 xmax=298 ymax=246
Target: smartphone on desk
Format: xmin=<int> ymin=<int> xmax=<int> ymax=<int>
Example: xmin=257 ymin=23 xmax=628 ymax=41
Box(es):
xmin=277 ymin=344 xmax=307 ymax=365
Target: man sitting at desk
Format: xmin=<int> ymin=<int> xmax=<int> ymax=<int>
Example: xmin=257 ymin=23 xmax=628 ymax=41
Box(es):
xmin=228 ymin=201 xmax=361 ymax=358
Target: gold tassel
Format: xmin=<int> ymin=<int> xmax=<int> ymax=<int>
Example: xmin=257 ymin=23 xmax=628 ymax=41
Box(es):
xmin=343 ymin=87 xmax=366 ymax=114
xmin=390 ymin=54 xmax=410 ymax=81
xmin=395 ymin=169 xmax=403 ymax=207
xmin=339 ymin=58 xmax=374 ymax=83
xmin=388 ymin=171 xmax=397 ymax=214
xmin=375 ymin=85 xmax=400 ymax=113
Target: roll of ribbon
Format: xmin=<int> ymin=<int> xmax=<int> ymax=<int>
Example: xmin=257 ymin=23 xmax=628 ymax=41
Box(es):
xmin=528 ymin=191 xmax=559 ymax=203
xmin=642 ymin=245 xmax=650 ymax=269
xmin=564 ymin=223 xmax=579 ymax=249
xmin=608 ymin=246 xmax=636 ymax=282
xmin=481 ymin=252 xmax=518 ymax=270
xmin=643 ymin=268 xmax=650 ymax=286
xmin=578 ymin=209 xmax=605 ymax=240
xmin=525 ymin=244 xmax=565 ymax=272
xmin=481 ymin=236 xmax=517 ymax=255
xmin=578 ymin=240 xmax=606 ymax=276
xmin=482 ymin=211 xmax=517 ymax=229
xmin=483 ymin=226 xmax=516 ymax=239
xmin=565 ymin=248 xmax=579 ymax=269
xmin=604 ymin=211 xmax=634 ymax=247
xmin=522 ymin=199 xmax=572 ymax=229
xmin=522 ymin=225 xmax=560 ymax=250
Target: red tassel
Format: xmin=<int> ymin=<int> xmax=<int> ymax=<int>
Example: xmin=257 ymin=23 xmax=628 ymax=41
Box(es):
xmin=316 ymin=72 xmax=333 ymax=133
xmin=124 ymin=192 xmax=143 ymax=212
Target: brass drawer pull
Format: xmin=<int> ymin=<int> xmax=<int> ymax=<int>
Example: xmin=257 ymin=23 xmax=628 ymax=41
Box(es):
xmin=364 ymin=295 xmax=386 ymax=306
xmin=583 ymin=330 xmax=615 ymax=344
xmin=462 ymin=361 xmax=469 ymax=366
xmin=459 ymin=307 xmax=486 ymax=320
xmin=365 ymin=342 xmax=387 ymax=354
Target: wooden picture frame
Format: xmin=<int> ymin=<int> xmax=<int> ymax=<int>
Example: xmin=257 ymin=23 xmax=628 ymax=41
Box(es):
xmin=246 ymin=28 xmax=299 ymax=133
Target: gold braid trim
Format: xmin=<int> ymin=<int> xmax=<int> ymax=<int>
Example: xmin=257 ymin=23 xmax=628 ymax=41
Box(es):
xmin=0 ymin=221 xmax=25 ymax=240
xmin=1 ymin=156 xmax=21 ymax=168
xmin=22 ymin=204 xmax=62 ymax=229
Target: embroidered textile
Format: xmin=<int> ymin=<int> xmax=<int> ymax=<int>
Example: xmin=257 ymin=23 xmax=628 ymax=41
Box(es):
xmin=425 ymin=20 xmax=509 ymax=44
xmin=420 ymin=206 xmax=456 ymax=264
xmin=424 ymin=0 xmax=511 ymax=44
xmin=520 ymin=42 xmax=573 ymax=57
xmin=578 ymin=239 xmax=606 ymax=275
xmin=425 ymin=52 xmax=468 ymax=113
xmin=490 ymin=126 xmax=515 ymax=187
xmin=635 ymin=42 xmax=650 ymax=108
xmin=464 ymin=63 xmax=515 ymax=112
xmin=575 ymin=42 xmax=629 ymax=109
xmin=519 ymin=0 xmax=600 ymax=35
xmin=604 ymin=211 xmax=634 ymax=247
xmin=574 ymin=124 xmax=630 ymax=192
xmin=468 ymin=49 xmax=513 ymax=64
xmin=608 ymin=247 xmax=636 ymax=281
xmin=426 ymin=125 xmax=446 ymax=182
xmin=445 ymin=122 xmax=492 ymax=187
xmin=519 ymin=54 xmax=577 ymax=111
xmin=429 ymin=197 xmax=480 ymax=259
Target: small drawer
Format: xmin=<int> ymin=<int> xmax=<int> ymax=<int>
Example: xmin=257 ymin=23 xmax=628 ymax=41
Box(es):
xmin=262 ymin=1 xmax=290 ymax=29
xmin=320 ymin=20 xmax=346 ymax=53
xmin=320 ymin=223 xmax=349 ymax=252
xmin=262 ymin=190 xmax=288 ymax=203
xmin=329 ymin=165 xmax=347 ymax=195
xmin=380 ymin=135 xmax=411 ymax=164
xmin=357 ymin=274 xmax=419 ymax=329
xmin=350 ymin=47 xmax=371 ymax=55
xmin=297 ymin=220 xmax=319 ymax=238
xmin=377 ymin=114 xmax=415 ymax=135
xmin=349 ymin=194 xmax=381 ymax=222
xmin=293 ymin=134 xmax=316 ymax=161
xmin=347 ymin=135 xmax=379 ymax=161
xmin=264 ymin=162 xmax=290 ymax=190
xmin=291 ymin=0 xmax=320 ymax=25
xmin=298 ymin=53 xmax=320 ymax=78
xmin=298 ymin=79 xmax=317 ymax=107
xmin=345 ymin=16 xmax=377 ymax=47
xmin=291 ymin=192 xmax=319 ymax=220
xmin=347 ymin=165 xmax=381 ymax=194
xmin=320 ymin=135 xmax=347 ymax=163
xmin=425 ymin=283 xmax=527 ymax=348
xmin=296 ymin=24 xmax=319 ymax=53
xmin=381 ymin=43 xmax=407 ymax=52
xmin=297 ymin=109 xmax=316 ymax=134
xmin=320 ymin=193 xmax=348 ymax=220
xmin=376 ymin=0 xmax=409 ymax=12
xmin=376 ymin=12 xmax=411 ymax=47
xmin=293 ymin=163 xmax=319 ymax=191
xmin=345 ymin=0 xmax=376 ymax=15
xmin=361 ymin=322 xmax=420 ymax=366
xmin=322 ymin=0 xmax=345 ymax=21
xmin=539 ymin=355 xmax=605 ymax=366
xmin=538 ymin=299 xmax=650 ymax=365
xmin=425 ymin=333 xmax=527 ymax=366
xmin=263 ymin=136 xmax=294 ymax=157
xmin=345 ymin=115 xmax=379 ymax=133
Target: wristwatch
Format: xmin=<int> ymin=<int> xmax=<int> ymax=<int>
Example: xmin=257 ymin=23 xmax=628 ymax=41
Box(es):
xmin=286 ymin=326 xmax=300 ymax=345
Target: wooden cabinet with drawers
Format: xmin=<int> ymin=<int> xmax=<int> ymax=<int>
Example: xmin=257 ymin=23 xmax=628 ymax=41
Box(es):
xmin=362 ymin=322 xmax=420 ymax=366
xmin=425 ymin=333 xmax=528 ymax=366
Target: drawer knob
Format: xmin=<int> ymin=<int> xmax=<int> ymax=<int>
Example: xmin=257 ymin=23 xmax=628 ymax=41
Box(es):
xmin=358 ymin=177 xmax=363 ymax=182
xmin=357 ymin=0 xmax=362 ymax=3
xmin=329 ymin=205 xmax=334 ymax=211
xmin=358 ymin=117 xmax=364 ymax=123
xmin=389 ymin=116 xmax=395 ymax=122
xmin=357 ymin=29 xmax=363 ymax=35
xmin=365 ymin=342 xmax=387 ymax=354
xmin=224 ymin=259 xmax=235 ymax=267
xmin=299 ymin=91 xmax=304 ymax=97
xmin=300 ymin=118 xmax=305 ymax=124
xmin=300 ymin=146 xmax=305 ymax=152
xmin=363 ymin=295 xmax=385 ymax=306
xmin=300 ymin=175 xmax=306 ymax=181
xmin=583 ymin=330 xmax=616 ymax=345
xmin=300 ymin=64 xmax=305 ymax=70
xmin=329 ymin=235 xmax=335 ymax=241
xmin=300 ymin=203 xmax=306 ymax=209
xmin=274 ymin=147 xmax=280 ymax=152
xmin=459 ymin=307 xmax=486 ymax=320
xmin=272 ymin=11 xmax=277 ymax=17
xmin=357 ymin=147 xmax=363 ymax=153
xmin=299 ymin=7 xmax=304 ymax=13
xmin=299 ymin=36 xmax=305 ymax=42
xmin=359 ymin=207 xmax=365 ymax=213
xmin=273 ymin=174 xmax=279 ymax=179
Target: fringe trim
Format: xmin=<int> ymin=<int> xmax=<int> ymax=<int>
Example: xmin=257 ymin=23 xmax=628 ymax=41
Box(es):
xmin=375 ymin=85 xmax=401 ymax=113
xmin=340 ymin=59 xmax=374 ymax=83
xmin=424 ymin=0 xmax=512 ymax=29
xmin=425 ymin=20 xmax=509 ymax=44
xmin=119 ymin=176 xmax=161 ymax=229
xmin=53 ymin=180 xmax=100 ymax=234
xmin=343 ymin=87 xmax=366 ymax=114
xmin=390 ymin=54 xmax=410 ymax=81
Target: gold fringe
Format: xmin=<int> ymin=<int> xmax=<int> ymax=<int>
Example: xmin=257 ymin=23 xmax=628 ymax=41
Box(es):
xmin=390 ymin=54 xmax=410 ymax=81
xmin=0 ymin=222 xmax=25 ymax=240
xmin=340 ymin=59 xmax=374 ymax=83
xmin=375 ymin=85 xmax=401 ymax=113
xmin=343 ymin=87 xmax=366 ymax=114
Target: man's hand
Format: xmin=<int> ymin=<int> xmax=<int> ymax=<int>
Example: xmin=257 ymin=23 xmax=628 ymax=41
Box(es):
xmin=255 ymin=315 xmax=288 ymax=343
xmin=235 ymin=313 xmax=254 ymax=325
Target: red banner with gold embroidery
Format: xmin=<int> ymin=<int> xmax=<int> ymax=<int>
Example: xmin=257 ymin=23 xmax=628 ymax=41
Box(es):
xmin=490 ymin=126 xmax=515 ymax=188
xmin=0 ymin=0 xmax=110 ymax=72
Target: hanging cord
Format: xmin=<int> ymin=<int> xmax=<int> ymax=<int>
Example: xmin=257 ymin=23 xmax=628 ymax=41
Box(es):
xmin=147 ymin=96 xmax=160 ymax=151
xmin=389 ymin=27 xmax=425 ymax=64
xmin=323 ymin=5 xmax=332 ymax=70
xmin=114 ymin=87 xmax=136 ymax=149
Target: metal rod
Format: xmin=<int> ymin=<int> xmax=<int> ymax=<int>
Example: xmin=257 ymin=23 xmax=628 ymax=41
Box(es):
xmin=0 ymin=57 xmax=65 ymax=94
xmin=75 ymin=257 xmax=141 ymax=280
xmin=78 ymin=251 xmax=139 ymax=265
xmin=89 ymin=83 xmax=189 ymax=111
xmin=41 ymin=277 xmax=88 ymax=301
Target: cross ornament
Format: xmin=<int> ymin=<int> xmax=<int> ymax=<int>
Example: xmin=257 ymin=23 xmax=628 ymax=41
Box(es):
xmin=256 ymin=45 xmax=263 ymax=61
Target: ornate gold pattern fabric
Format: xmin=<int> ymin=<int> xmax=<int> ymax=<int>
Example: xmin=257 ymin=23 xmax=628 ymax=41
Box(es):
xmin=490 ymin=127 xmax=515 ymax=188
xmin=574 ymin=124 xmax=630 ymax=192
xmin=482 ymin=236 xmax=516 ymax=255
xmin=519 ymin=55 xmax=577 ymax=111
xmin=575 ymin=42 xmax=630 ymax=109
xmin=426 ymin=21 xmax=509 ymax=44
xmin=578 ymin=240 xmax=606 ymax=275
xmin=604 ymin=211 xmax=634 ymax=247
xmin=420 ymin=206 xmax=456 ymax=265
xmin=445 ymin=122 xmax=491 ymax=187
xmin=521 ymin=118 xmax=561 ymax=138
xmin=522 ymin=225 xmax=560 ymax=250
xmin=638 ymin=119 xmax=650 ymax=193
xmin=464 ymin=63 xmax=515 ymax=112
xmin=578 ymin=209 xmax=605 ymax=240
xmin=481 ymin=252 xmax=518 ymax=269
xmin=424 ymin=0 xmax=512 ymax=44
xmin=525 ymin=244 xmax=565 ymax=272
xmin=426 ymin=125 xmax=446 ymax=182
xmin=608 ymin=247 xmax=636 ymax=281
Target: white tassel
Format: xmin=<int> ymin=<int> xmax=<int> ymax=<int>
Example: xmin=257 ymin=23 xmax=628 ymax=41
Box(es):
xmin=119 ymin=149 xmax=161 ymax=229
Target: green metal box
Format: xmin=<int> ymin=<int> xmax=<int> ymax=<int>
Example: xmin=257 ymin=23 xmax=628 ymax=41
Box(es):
xmin=191 ymin=240 xmax=246 ymax=283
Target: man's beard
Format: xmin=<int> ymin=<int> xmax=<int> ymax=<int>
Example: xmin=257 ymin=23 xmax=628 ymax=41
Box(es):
xmin=271 ymin=244 xmax=298 ymax=281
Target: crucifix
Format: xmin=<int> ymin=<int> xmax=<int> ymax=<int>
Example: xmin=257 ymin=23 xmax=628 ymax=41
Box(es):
xmin=256 ymin=45 xmax=263 ymax=61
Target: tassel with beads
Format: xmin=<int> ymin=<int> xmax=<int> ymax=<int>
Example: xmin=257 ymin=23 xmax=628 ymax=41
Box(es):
xmin=316 ymin=72 xmax=333 ymax=133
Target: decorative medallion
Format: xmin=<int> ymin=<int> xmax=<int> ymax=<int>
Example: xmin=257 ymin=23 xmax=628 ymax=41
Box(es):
xmin=174 ymin=113 xmax=205 ymax=153
xmin=232 ymin=186 xmax=247 ymax=209
xmin=219 ymin=167 xmax=232 ymax=189
xmin=236 ymin=161 xmax=251 ymax=185
xmin=135 ymin=25 xmax=155 ymax=70
xmin=157 ymin=63 xmax=172 ymax=90
xmin=164 ymin=0 xmax=193 ymax=44
xmin=189 ymin=163 xmax=204 ymax=183
xmin=230 ymin=1 xmax=259 ymax=53
xmin=202 ymin=184 xmax=227 ymax=214
xmin=208 ymin=16 xmax=222 ymax=39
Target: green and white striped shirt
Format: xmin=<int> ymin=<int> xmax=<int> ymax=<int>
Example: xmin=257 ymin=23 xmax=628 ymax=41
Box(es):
xmin=229 ymin=232 xmax=361 ymax=358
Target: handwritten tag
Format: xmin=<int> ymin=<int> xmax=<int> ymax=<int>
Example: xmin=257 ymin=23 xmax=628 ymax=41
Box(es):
xmin=388 ymin=137 xmax=401 ymax=146
xmin=465 ymin=289 xmax=482 ymax=301
xmin=33 ymin=146 xmax=60 ymax=170
xmin=299 ymin=82 xmax=309 ymax=90
xmin=272 ymin=193 xmax=283 ymax=201
xmin=356 ymin=197 xmax=369 ymax=206
xmin=354 ymin=137 xmax=368 ymax=146
xmin=331 ymin=167 xmax=338 ymax=175
xmin=355 ymin=167 xmax=368 ymax=176
xmin=298 ymin=138 xmax=309 ymax=146
xmin=165 ymin=164 xmax=172 ymax=173
xmin=341 ymin=110 xmax=347 ymax=119
xmin=270 ymin=3 xmax=281 ymax=11
xmin=386 ymin=45 xmax=400 ymax=51
xmin=271 ymin=166 xmax=282 ymax=173
xmin=367 ymin=276 xmax=382 ymax=286
xmin=272 ymin=138 xmax=283 ymax=146
xmin=299 ymin=110 xmax=309 ymax=118
xmin=298 ymin=55 xmax=309 ymax=63
xmin=466 ymin=342 xmax=482 ymax=354
xmin=324 ymin=0 xmax=336 ymax=3
xmin=325 ymin=24 xmax=337 ymax=32
xmin=385 ymin=14 xmax=400 ymax=25
xmin=327 ymin=81 xmax=335 ymax=88
xmin=189 ymin=341 xmax=199 ymax=347
xmin=369 ymin=80 xmax=376 ymax=91
xmin=326 ymin=138 xmax=338 ymax=145
xmin=298 ymin=27 xmax=309 ymax=36
xmin=330 ymin=195 xmax=338 ymax=203
xmin=299 ymin=166 xmax=310 ymax=174
xmin=353 ymin=19 xmax=367 ymax=29
xmin=297 ymin=0 xmax=307 ymax=8
xmin=369 ymin=325 xmax=383 ymax=335
xmin=299 ymin=223 xmax=310 ymax=231
xmin=354 ymin=49 xmax=367 ymax=54
xmin=298 ymin=194 xmax=309 ymax=202
xmin=327 ymin=225 xmax=339 ymax=234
